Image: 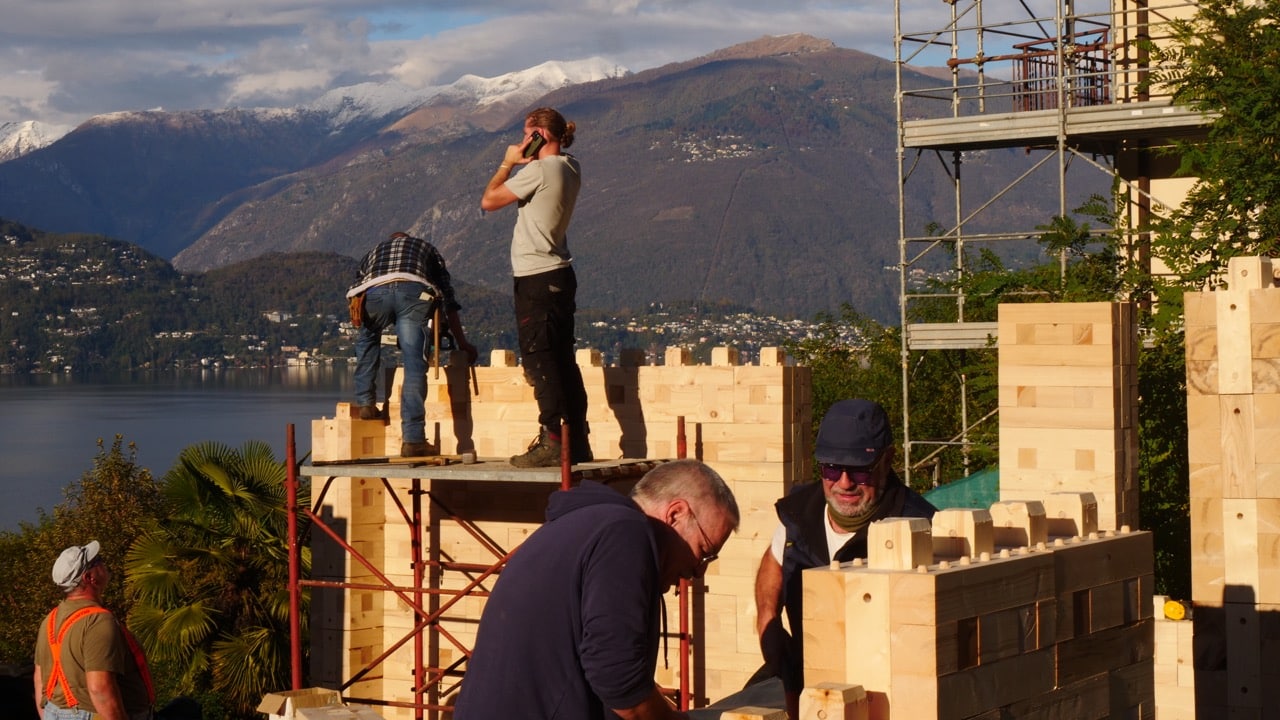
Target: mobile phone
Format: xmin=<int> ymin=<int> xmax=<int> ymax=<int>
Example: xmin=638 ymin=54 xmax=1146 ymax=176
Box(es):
xmin=523 ymin=131 xmax=546 ymax=159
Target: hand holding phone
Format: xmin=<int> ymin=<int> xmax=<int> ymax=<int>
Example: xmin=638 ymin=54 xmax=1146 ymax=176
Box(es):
xmin=523 ymin=131 xmax=546 ymax=159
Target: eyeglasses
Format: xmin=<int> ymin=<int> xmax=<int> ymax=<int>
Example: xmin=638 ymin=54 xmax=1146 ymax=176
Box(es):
xmin=686 ymin=506 xmax=719 ymax=566
xmin=820 ymin=462 xmax=880 ymax=486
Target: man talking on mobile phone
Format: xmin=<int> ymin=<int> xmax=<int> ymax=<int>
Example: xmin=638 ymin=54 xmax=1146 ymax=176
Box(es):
xmin=480 ymin=107 xmax=592 ymax=468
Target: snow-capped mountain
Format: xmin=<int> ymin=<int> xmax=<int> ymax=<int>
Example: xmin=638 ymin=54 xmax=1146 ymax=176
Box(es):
xmin=0 ymin=121 xmax=73 ymax=163
xmin=305 ymin=57 xmax=628 ymax=131
xmin=0 ymin=56 xmax=634 ymax=258
xmin=1 ymin=58 xmax=629 ymax=163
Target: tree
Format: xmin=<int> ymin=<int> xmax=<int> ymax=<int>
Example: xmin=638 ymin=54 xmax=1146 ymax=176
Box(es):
xmin=790 ymin=195 xmax=1192 ymax=596
xmin=0 ymin=436 xmax=160 ymax=663
xmin=784 ymin=304 xmax=1000 ymax=489
xmin=125 ymin=440 xmax=309 ymax=719
xmin=1146 ymin=0 xmax=1280 ymax=289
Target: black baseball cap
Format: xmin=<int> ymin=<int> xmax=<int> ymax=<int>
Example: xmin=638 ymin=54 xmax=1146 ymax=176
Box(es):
xmin=815 ymin=399 xmax=894 ymax=466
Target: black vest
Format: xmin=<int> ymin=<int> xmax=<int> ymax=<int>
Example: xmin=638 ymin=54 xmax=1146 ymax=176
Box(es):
xmin=773 ymin=473 xmax=936 ymax=691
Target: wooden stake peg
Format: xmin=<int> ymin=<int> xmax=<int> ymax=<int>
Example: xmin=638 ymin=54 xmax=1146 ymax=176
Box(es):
xmin=988 ymin=500 xmax=1048 ymax=548
xmin=1043 ymin=492 xmax=1099 ymax=538
xmin=931 ymin=508 xmax=994 ymax=559
xmin=1227 ymin=255 xmax=1275 ymax=290
xmin=867 ymin=517 xmax=932 ymax=570
xmin=799 ymin=682 xmax=868 ymax=720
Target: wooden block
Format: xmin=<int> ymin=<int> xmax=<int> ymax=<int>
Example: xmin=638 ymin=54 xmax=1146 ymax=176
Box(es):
xmin=759 ymin=347 xmax=786 ymax=367
xmin=488 ymin=349 xmax=517 ymax=367
xmin=1251 ymin=323 xmax=1280 ymax=359
xmin=997 ymin=403 xmax=1123 ymax=430
xmin=891 ymin=551 xmax=1056 ymax=627
xmin=1228 ymin=255 xmax=1274 ymax=291
xmin=802 ymin=568 xmax=892 ymax=691
xmin=935 ymin=648 xmax=1056 ymax=718
xmin=665 ymin=347 xmax=692 ymax=366
xmin=712 ymin=346 xmax=741 ymax=366
xmin=618 ymin=348 xmax=647 ymax=367
xmin=1043 ymin=492 xmax=1099 ymax=538
xmin=1186 ymin=358 xmax=1219 ymax=396
xmin=1226 ymin=602 xmax=1263 ymax=708
xmin=998 ymin=342 xmax=1117 ymax=367
xmin=997 ymin=362 xmax=1122 ymax=388
xmin=1053 ymin=531 xmax=1154 ymax=593
xmin=1053 ymin=532 xmax=1154 ymax=641
xmin=887 ymin=619 xmax=945 ymax=703
xmin=1222 ymin=498 xmax=1261 ymax=598
xmin=1087 ymin=579 xmax=1128 ymax=632
xmin=1220 ymin=395 xmax=1259 ymax=498
xmin=1056 ymin=621 xmax=1154 ymax=687
xmin=1259 ymin=501 xmax=1280 ymax=604
xmin=867 ymin=517 xmax=933 ymax=570
xmin=1253 ymin=394 xmax=1280 ymax=465
xmin=1253 ymin=357 xmax=1280 ymax=394
xmin=988 ymin=500 xmax=1047 ymax=548
xmin=1187 ymin=393 xmax=1223 ymax=467
xmin=931 ymin=508 xmax=994 ymax=559
xmin=977 ymin=604 xmax=1038 ymax=664
xmin=798 ymin=683 xmax=867 ymax=720
xmin=720 ymin=708 xmax=787 ymax=720
xmin=1185 ymin=290 xmax=1217 ymax=328
xmin=998 ymin=301 xmax=1119 ymax=329
xmin=575 ymin=348 xmax=603 ymax=366
xmin=1217 ymin=287 xmax=1255 ymax=394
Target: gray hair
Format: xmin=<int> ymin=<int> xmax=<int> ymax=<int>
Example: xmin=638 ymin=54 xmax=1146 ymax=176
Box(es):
xmin=631 ymin=459 xmax=740 ymax=531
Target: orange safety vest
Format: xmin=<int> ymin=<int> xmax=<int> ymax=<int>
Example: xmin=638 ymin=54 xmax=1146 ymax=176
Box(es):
xmin=43 ymin=605 xmax=155 ymax=708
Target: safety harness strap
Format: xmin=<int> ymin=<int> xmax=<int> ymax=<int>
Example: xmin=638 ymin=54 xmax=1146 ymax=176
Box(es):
xmin=43 ymin=606 xmax=155 ymax=707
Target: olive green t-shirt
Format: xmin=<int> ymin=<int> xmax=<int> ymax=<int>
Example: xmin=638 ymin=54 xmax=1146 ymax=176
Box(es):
xmin=34 ymin=599 xmax=150 ymax=713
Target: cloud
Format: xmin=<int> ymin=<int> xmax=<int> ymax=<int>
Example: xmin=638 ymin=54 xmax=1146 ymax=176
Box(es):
xmin=0 ymin=0 xmax=1030 ymax=128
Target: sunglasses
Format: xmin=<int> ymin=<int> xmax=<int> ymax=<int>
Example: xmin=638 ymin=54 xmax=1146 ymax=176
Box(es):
xmin=819 ymin=462 xmax=879 ymax=486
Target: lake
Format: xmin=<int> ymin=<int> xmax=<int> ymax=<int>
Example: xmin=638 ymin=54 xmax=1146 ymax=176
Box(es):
xmin=0 ymin=366 xmax=354 ymax=531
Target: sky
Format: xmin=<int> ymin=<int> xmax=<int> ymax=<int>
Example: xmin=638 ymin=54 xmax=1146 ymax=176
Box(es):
xmin=0 ymin=0 xmax=977 ymax=131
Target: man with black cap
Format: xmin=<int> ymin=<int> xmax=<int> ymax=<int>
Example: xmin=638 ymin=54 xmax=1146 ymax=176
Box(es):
xmin=34 ymin=541 xmax=153 ymax=720
xmin=752 ymin=399 xmax=936 ymax=718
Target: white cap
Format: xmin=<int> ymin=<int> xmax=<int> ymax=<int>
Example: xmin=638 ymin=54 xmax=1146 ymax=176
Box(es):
xmin=52 ymin=540 xmax=101 ymax=591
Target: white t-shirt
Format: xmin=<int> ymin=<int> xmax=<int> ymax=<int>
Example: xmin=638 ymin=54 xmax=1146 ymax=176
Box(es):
xmin=769 ymin=505 xmax=851 ymax=564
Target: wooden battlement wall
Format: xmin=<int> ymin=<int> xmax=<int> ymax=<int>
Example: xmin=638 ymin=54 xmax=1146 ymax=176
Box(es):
xmin=306 ymin=289 xmax=1280 ymax=720
xmin=308 ymin=346 xmax=811 ymax=716
xmin=1182 ymin=257 xmax=1280 ymax=718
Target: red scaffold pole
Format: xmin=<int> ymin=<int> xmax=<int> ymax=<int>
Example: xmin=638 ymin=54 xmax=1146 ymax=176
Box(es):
xmin=676 ymin=416 xmax=691 ymax=710
xmin=561 ymin=420 xmax=572 ymax=491
xmin=286 ymin=423 xmax=303 ymax=690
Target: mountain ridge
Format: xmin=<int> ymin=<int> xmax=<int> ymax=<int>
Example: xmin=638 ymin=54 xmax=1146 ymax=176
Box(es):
xmin=0 ymin=35 xmax=1086 ymax=323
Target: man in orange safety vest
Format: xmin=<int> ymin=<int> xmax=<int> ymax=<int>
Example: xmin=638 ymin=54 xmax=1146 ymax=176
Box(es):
xmin=33 ymin=541 xmax=154 ymax=720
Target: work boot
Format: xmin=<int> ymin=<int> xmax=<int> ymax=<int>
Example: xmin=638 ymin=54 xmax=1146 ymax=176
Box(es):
xmin=356 ymin=404 xmax=381 ymax=420
xmin=400 ymin=440 xmax=437 ymax=457
xmin=509 ymin=428 xmax=562 ymax=468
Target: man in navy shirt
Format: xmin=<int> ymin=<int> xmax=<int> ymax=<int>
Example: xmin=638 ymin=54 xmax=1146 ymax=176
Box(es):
xmin=454 ymin=459 xmax=739 ymax=719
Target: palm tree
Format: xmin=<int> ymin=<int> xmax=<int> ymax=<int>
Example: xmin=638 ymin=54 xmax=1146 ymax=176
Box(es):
xmin=125 ymin=440 xmax=309 ymax=718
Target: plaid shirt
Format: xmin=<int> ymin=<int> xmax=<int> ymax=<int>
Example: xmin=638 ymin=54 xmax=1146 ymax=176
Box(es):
xmin=348 ymin=233 xmax=461 ymax=311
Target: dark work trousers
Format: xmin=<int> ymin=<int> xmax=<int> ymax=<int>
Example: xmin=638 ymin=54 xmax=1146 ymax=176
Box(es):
xmin=514 ymin=266 xmax=588 ymax=436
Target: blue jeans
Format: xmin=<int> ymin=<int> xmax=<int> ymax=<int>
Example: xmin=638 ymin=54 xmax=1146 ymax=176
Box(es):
xmin=44 ymin=706 xmax=152 ymax=720
xmin=354 ymin=281 xmax=435 ymax=444
xmin=42 ymin=704 xmax=92 ymax=720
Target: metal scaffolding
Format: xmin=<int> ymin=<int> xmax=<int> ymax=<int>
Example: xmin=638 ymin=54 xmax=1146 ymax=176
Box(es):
xmin=285 ymin=422 xmax=704 ymax=719
xmin=893 ymin=0 xmax=1208 ymax=486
